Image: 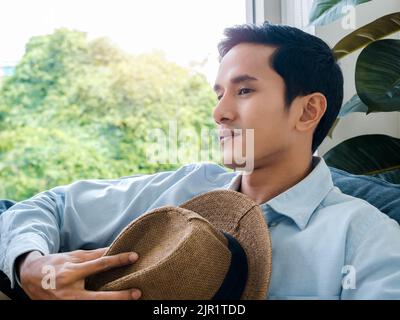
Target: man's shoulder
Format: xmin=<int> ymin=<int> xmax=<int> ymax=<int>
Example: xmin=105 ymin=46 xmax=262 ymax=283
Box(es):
xmin=320 ymin=185 xmax=398 ymax=235
xmin=180 ymin=162 xmax=238 ymax=185
xmin=182 ymin=161 xmax=228 ymax=172
xmin=120 ymin=162 xmax=230 ymax=179
xmin=55 ymin=162 xmax=234 ymax=197
xmin=316 ymin=187 xmax=399 ymax=261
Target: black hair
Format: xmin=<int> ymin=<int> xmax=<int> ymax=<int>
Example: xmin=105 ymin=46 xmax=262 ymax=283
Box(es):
xmin=218 ymin=22 xmax=344 ymax=152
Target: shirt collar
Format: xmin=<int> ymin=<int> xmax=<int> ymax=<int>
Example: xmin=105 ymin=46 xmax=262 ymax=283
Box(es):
xmin=225 ymin=157 xmax=334 ymax=230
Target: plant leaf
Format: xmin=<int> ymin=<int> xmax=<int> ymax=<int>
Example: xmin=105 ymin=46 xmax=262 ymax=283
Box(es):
xmin=338 ymin=94 xmax=368 ymax=117
xmin=309 ymin=0 xmax=371 ymax=27
xmin=323 ymin=134 xmax=400 ymax=184
xmin=355 ymin=39 xmax=400 ymax=113
xmin=333 ymin=12 xmax=400 ymax=60
xmin=327 ymin=118 xmax=340 ymax=138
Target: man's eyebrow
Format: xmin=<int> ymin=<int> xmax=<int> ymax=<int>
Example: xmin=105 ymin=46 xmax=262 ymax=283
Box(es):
xmin=213 ymin=74 xmax=258 ymax=92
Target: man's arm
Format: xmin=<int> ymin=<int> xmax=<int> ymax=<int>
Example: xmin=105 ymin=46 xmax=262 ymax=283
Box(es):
xmin=0 ymin=163 xmax=202 ymax=297
xmin=0 ymin=186 xmax=144 ymax=300
xmin=0 ymin=187 xmax=66 ymax=288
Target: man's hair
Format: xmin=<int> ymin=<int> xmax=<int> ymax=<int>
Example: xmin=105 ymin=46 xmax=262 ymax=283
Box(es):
xmin=218 ymin=23 xmax=344 ymax=152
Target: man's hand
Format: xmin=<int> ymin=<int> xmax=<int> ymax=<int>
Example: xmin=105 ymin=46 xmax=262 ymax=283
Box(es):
xmin=17 ymin=248 xmax=141 ymax=300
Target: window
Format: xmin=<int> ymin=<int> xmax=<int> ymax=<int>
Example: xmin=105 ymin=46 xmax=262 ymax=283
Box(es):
xmin=281 ymin=0 xmax=315 ymax=33
xmin=0 ymin=0 xmax=246 ymax=200
xmin=248 ymin=0 xmax=315 ymax=33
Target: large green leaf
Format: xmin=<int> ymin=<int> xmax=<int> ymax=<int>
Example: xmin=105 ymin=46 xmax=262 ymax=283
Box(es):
xmin=333 ymin=12 xmax=400 ymax=60
xmin=309 ymin=0 xmax=371 ymax=26
xmin=323 ymin=134 xmax=400 ymax=184
xmin=338 ymin=94 xmax=368 ymax=117
xmin=355 ymin=39 xmax=400 ymax=113
xmin=327 ymin=118 xmax=340 ymax=138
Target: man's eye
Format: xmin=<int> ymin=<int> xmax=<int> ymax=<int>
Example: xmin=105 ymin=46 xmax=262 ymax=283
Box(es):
xmin=238 ymin=88 xmax=253 ymax=95
xmin=217 ymin=94 xmax=223 ymax=101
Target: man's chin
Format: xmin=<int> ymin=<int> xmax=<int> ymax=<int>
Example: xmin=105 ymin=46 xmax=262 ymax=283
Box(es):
xmin=221 ymin=156 xmax=255 ymax=173
xmin=220 ymin=140 xmax=255 ymax=173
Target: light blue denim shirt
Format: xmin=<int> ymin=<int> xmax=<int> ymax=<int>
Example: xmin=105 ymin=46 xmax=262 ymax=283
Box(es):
xmin=1 ymin=157 xmax=400 ymax=299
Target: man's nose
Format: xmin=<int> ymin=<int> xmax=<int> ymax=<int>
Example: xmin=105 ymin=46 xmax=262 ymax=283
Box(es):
xmin=213 ymin=96 xmax=236 ymax=125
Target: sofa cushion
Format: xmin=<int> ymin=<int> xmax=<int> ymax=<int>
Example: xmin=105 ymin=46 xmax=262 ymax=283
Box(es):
xmin=0 ymin=199 xmax=16 ymax=215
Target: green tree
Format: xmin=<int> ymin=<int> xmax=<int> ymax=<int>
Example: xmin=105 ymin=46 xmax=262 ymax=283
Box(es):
xmin=0 ymin=29 xmax=217 ymax=200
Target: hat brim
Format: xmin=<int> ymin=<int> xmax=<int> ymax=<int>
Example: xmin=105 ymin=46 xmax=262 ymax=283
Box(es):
xmin=180 ymin=189 xmax=272 ymax=300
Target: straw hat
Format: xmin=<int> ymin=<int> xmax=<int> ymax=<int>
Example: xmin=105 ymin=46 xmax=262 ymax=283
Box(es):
xmin=86 ymin=190 xmax=272 ymax=299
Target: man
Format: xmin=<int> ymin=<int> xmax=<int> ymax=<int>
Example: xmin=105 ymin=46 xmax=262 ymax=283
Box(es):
xmin=1 ymin=23 xmax=400 ymax=300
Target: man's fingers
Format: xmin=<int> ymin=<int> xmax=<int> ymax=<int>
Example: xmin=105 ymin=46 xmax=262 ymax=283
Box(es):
xmin=79 ymin=247 xmax=109 ymax=262
xmin=75 ymin=251 xmax=139 ymax=279
xmin=84 ymin=289 xmax=142 ymax=300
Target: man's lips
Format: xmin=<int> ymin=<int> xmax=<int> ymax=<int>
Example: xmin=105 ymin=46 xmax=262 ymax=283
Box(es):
xmin=219 ymin=129 xmax=242 ymax=142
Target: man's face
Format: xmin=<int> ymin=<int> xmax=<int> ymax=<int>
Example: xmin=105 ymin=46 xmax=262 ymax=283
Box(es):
xmin=213 ymin=43 xmax=299 ymax=170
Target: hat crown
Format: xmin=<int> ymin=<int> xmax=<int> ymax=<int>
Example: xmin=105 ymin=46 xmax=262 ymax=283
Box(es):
xmin=86 ymin=207 xmax=236 ymax=299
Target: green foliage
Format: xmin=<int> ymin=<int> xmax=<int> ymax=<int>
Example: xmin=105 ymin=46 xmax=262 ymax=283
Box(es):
xmin=310 ymin=0 xmax=400 ymax=183
xmin=0 ymin=29 xmax=218 ymax=200
xmin=323 ymin=134 xmax=400 ymax=184
xmin=308 ymin=0 xmax=371 ymax=26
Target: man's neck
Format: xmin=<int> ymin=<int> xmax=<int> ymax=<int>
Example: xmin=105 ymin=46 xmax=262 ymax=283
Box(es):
xmin=239 ymin=152 xmax=313 ymax=205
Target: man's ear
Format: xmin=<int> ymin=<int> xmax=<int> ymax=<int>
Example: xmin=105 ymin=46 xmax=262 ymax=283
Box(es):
xmin=296 ymin=93 xmax=327 ymax=132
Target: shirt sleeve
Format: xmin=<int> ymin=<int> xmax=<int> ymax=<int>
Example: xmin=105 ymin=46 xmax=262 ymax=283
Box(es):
xmin=0 ymin=164 xmax=198 ymax=288
xmin=341 ymin=216 xmax=400 ymax=299
xmin=0 ymin=188 xmax=65 ymax=288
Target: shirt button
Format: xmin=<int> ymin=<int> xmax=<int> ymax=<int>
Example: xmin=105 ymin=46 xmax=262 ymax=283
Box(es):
xmin=269 ymin=222 xmax=279 ymax=227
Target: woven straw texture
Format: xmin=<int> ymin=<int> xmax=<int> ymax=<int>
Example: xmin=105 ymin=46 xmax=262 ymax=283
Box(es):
xmin=86 ymin=190 xmax=271 ymax=300
xmin=180 ymin=190 xmax=272 ymax=299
